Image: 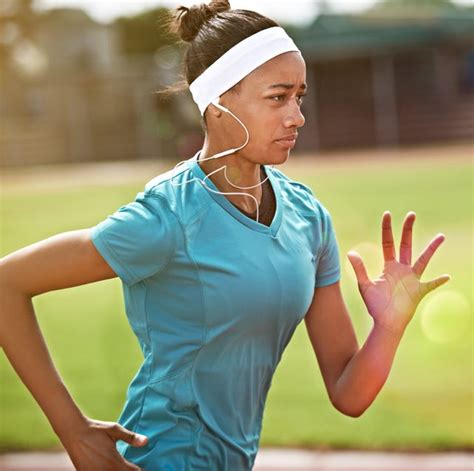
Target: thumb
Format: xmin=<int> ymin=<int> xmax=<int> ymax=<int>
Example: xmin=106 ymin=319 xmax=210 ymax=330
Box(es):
xmin=347 ymin=250 xmax=370 ymax=285
xmin=107 ymin=424 xmax=148 ymax=447
xmin=420 ymin=274 xmax=451 ymax=297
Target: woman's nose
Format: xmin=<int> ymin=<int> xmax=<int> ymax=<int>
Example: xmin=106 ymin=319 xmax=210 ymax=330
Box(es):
xmin=285 ymin=102 xmax=306 ymax=128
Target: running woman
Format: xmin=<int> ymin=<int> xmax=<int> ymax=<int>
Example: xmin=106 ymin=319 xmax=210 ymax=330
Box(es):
xmin=0 ymin=1 xmax=450 ymax=470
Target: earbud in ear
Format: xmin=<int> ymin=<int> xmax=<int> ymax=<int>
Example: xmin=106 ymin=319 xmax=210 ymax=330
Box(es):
xmin=212 ymin=97 xmax=229 ymax=113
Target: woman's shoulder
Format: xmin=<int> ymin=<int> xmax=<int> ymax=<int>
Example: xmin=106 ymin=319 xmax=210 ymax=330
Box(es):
xmin=144 ymin=161 xmax=186 ymax=191
xmin=140 ymin=159 xmax=210 ymax=223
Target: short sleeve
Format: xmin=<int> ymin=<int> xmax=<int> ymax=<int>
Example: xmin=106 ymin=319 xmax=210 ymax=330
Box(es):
xmin=315 ymin=208 xmax=341 ymax=288
xmin=89 ymin=191 xmax=178 ymax=286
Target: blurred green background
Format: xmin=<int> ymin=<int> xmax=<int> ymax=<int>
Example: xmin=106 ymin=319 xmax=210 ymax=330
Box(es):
xmin=1 ymin=146 xmax=472 ymax=452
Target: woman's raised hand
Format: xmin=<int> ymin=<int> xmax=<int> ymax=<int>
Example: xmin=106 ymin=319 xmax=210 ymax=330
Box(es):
xmin=60 ymin=417 xmax=148 ymax=471
xmin=347 ymin=211 xmax=450 ymax=335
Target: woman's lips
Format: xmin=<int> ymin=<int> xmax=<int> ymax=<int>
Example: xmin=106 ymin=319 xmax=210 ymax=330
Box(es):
xmin=275 ymin=138 xmax=297 ymax=149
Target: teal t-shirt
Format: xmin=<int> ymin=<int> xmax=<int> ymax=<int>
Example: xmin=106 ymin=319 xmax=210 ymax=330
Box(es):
xmin=89 ymin=151 xmax=341 ymax=470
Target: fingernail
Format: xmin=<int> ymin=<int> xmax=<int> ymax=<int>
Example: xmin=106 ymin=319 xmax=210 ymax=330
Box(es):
xmin=136 ymin=434 xmax=148 ymax=445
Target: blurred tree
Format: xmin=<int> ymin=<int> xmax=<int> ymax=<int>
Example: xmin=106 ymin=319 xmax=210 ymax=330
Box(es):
xmin=318 ymin=0 xmax=333 ymax=15
xmin=0 ymin=0 xmax=38 ymax=73
xmin=113 ymin=8 xmax=179 ymax=56
xmin=371 ymin=0 xmax=459 ymax=13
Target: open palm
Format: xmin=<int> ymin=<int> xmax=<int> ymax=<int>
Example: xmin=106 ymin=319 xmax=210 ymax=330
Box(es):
xmin=347 ymin=211 xmax=450 ymax=335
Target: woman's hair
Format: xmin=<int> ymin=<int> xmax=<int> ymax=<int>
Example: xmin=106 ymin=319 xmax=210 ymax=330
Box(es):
xmin=157 ymin=0 xmax=279 ymax=116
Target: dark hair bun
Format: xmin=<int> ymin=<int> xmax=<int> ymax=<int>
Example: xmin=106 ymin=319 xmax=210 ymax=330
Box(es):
xmin=171 ymin=0 xmax=231 ymax=42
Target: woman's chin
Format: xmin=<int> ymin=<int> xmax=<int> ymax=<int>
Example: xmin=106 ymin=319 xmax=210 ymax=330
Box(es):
xmin=270 ymin=149 xmax=291 ymax=165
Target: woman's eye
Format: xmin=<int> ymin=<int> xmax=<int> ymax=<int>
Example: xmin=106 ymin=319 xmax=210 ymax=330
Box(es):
xmin=297 ymin=94 xmax=307 ymax=105
xmin=270 ymin=94 xmax=307 ymax=105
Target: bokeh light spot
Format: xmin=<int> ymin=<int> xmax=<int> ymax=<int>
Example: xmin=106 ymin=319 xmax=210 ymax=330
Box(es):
xmin=420 ymin=290 xmax=471 ymax=343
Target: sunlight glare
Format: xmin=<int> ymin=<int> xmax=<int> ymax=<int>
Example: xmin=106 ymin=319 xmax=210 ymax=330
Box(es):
xmin=420 ymin=290 xmax=471 ymax=343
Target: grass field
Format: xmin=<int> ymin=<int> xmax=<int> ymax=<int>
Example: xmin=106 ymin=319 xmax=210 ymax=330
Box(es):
xmin=1 ymin=145 xmax=472 ymax=452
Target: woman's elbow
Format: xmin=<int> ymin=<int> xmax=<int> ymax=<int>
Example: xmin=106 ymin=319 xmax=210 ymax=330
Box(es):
xmin=331 ymin=396 xmax=367 ymax=418
xmin=338 ymin=406 xmax=366 ymax=418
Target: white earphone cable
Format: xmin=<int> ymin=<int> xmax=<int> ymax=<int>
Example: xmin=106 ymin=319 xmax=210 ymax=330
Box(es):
xmin=170 ymin=97 xmax=274 ymax=223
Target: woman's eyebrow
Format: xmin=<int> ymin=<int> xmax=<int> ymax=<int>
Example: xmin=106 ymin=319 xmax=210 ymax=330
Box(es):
xmin=267 ymin=83 xmax=307 ymax=90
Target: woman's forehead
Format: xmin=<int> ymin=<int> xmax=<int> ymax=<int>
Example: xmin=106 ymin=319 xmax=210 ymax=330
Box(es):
xmin=243 ymin=55 xmax=306 ymax=91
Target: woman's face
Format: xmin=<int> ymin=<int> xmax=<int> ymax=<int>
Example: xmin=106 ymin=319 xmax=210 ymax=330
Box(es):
xmin=206 ymin=51 xmax=307 ymax=166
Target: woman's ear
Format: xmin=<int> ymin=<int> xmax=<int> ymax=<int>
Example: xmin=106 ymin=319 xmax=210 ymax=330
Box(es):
xmin=204 ymin=107 xmax=220 ymax=125
xmin=209 ymin=99 xmax=225 ymax=117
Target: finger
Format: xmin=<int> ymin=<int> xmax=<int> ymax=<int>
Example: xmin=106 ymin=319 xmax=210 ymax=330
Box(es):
xmin=399 ymin=211 xmax=416 ymax=265
xmin=120 ymin=458 xmax=144 ymax=471
xmin=420 ymin=274 xmax=451 ymax=297
xmin=347 ymin=251 xmax=371 ymax=285
xmin=120 ymin=458 xmax=145 ymax=471
xmin=106 ymin=424 xmax=148 ymax=447
xmin=413 ymin=233 xmax=446 ymax=278
xmin=125 ymin=463 xmax=145 ymax=471
xmin=99 ymin=446 xmax=145 ymax=471
xmin=115 ymin=451 xmax=145 ymax=471
xmin=382 ymin=211 xmax=396 ymax=262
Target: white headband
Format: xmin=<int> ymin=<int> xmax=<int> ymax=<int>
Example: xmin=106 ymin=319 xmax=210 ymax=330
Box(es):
xmin=189 ymin=26 xmax=301 ymax=115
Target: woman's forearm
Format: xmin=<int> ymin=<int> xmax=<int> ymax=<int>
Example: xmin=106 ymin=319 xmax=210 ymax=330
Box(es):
xmin=332 ymin=320 xmax=405 ymax=417
xmin=0 ymin=285 xmax=89 ymax=441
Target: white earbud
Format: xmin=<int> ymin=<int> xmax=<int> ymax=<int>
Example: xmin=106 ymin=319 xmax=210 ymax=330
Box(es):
xmin=212 ymin=96 xmax=229 ymax=113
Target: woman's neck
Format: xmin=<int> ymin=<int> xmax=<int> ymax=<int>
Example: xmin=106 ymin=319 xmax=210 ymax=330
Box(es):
xmin=198 ymin=147 xmax=263 ymax=213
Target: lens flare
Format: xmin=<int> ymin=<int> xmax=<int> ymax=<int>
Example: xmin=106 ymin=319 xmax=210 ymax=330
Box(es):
xmin=420 ymin=290 xmax=472 ymax=343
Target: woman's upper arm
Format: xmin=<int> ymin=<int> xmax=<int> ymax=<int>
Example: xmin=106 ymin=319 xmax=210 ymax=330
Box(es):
xmin=304 ymin=281 xmax=359 ymax=405
xmin=0 ymin=229 xmax=117 ymax=297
